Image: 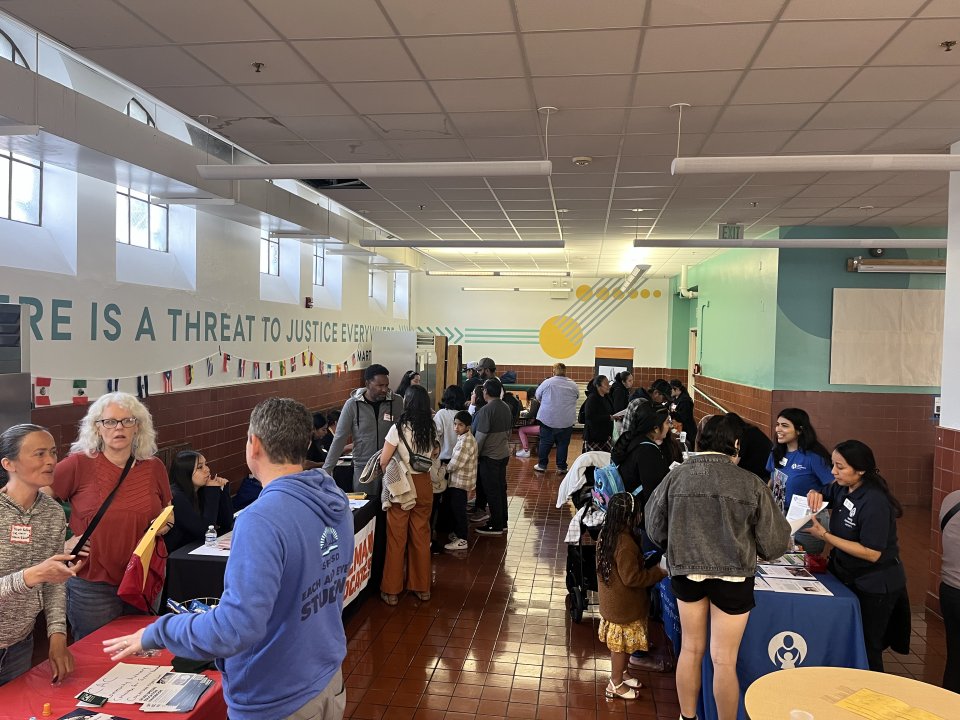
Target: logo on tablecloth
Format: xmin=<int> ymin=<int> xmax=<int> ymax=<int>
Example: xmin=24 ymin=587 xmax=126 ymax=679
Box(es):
xmin=768 ymin=631 xmax=808 ymax=669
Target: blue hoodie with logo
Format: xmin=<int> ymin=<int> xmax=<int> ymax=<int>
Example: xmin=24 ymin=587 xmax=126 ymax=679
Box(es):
xmin=142 ymin=468 xmax=354 ymax=720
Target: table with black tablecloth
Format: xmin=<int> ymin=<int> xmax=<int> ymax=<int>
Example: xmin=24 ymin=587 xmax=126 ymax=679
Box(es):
xmin=166 ymin=497 xmax=384 ymax=615
xmin=658 ymin=571 xmax=869 ymax=720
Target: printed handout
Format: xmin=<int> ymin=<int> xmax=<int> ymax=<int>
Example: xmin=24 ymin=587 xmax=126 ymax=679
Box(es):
xmin=762 ymin=577 xmax=834 ymax=596
xmin=757 ymin=564 xmax=816 ymax=580
xmin=786 ymin=495 xmax=829 ymax=533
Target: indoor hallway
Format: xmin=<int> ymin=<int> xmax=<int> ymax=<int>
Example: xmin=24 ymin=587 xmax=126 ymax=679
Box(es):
xmin=342 ymin=456 xmax=949 ymax=720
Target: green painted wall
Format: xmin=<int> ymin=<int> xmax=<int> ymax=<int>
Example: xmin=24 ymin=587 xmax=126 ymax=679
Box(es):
xmin=685 ymin=249 xmax=780 ymax=389
xmin=667 ymin=275 xmax=695 ymax=369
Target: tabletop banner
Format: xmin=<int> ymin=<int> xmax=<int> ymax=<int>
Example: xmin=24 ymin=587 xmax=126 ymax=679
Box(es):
xmin=344 ymin=517 xmax=376 ymax=607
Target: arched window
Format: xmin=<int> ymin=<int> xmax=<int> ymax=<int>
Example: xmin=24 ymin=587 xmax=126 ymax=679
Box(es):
xmin=124 ymin=98 xmax=156 ymax=128
xmin=0 ymin=30 xmax=29 ymax=69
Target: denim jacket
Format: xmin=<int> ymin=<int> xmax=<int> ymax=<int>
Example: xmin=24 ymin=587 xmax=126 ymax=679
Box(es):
xmin=644 ymin=453 xmax=791 ymax=578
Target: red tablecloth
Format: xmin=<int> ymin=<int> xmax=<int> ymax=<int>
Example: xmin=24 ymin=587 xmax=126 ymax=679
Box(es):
xmin=0 ymin=616 xmax=226 ymax=720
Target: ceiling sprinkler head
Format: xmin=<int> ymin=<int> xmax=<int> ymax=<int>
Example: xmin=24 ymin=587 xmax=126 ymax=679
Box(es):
xmin=941 ymin=40 xmax=957 ymax=51
xmin=572 ymin=156 xmax=593 ymax=167
xmin=252 ymin=61 xmax=265 ymax=72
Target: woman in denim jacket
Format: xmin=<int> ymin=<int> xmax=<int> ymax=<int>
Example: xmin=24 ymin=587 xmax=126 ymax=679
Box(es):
xmin=645 ymin=415 xmax=791 ymax=720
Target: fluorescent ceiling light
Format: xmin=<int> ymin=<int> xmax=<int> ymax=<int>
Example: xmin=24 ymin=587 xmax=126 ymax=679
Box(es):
xmin=361 ymin=239 xmax=564 ymax=249
xmin=426 ymin=271 xmax=496 ymax=276
xmin=323 ymin=246 xmax=373 ymax=256
xmin=197 ymin=160 xmax=552 ymax=181
xmin=461 ymin=287 xmax=571 ymax=293
xmin=635 ymin=238 xmax=947 ymax=248
xmin=426 ymin=270 xmax=569 ymax=277
xmin=619 ymin=264 xmax=650 ymax=292
xmin=0 ymin=125 xmax=41 ymax=136
xmin=498 ymin=270 xmax=570 ymax=277
xmin=269 ymin=231 xmax=331 ymax=239
xmin=150 ymin=196 xmax=235 ymax=205
xmin=850 ymin=257 xmax=946 ymax=274
xmin=671 ymin=154 xmax=960 ymax=175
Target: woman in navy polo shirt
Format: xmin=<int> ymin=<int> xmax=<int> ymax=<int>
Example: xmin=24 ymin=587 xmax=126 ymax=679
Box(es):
xmin=807 ymin=440 xmax=908 ymax=672
xmin=766 ymin=408 xmax=833 ymax=552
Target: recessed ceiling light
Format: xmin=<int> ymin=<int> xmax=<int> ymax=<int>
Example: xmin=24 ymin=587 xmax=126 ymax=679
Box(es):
xmin=859 ymin=205 xmax=875 ymax=210
xmin=631 ymin=208 xmax=646 ymax=212
xmin=557 ymin=208 xmax=570 ymax=213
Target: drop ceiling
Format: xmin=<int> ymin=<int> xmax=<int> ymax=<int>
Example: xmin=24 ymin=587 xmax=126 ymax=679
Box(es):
xmin=4 ymin=0 xmax=956 ymax=277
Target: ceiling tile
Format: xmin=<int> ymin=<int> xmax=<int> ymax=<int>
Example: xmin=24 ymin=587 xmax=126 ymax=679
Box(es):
xmin=897 ymin=101 xmax=960 ymax=128
xmin=213 ymin=116 xmax=301 ymax=142
xmin=919 ymin=0 xmax=960 ymax=17
xmin=516 ymin=0 xmax=648 ymax=31
xmin=648 ymin=0 xmax=785 ymax=24
xmin=732 ymin=68 xmax=858 ymax=103
xmin=547 ymin=134 xmax=623 ymax=157
xmin=715 ymin=103 xmax=822 ymax=132
xmin=782 ymin=0 xmax=925 ymax=19
xmin=310 ymin=138 xmax=399 ymax=161
xmin=240 ymin=83 xmax=354 ymax=116
xmin=633 ymin=71 xmax=743 ymax=106
xmin=294 ymin=39 xmax=420 ymax=82
xmin=834 ymin=67 xmax=960 ymax=101
xmin=780 ymin=128 xmax=884 ymax=152
xmin=186 ymin=42 xmax=318 ymax=84
xmin=448 ymin=111 xmax=541 ymax=136
xmin=638 ymin=24 xmax=769 ymax=73
xmin=82 ymin=46 xmax=223 ymax=87
xmin=2 ymin=0 xmax=166 ymax=47
xmin=363 ymin=113 xmax=457 ymax=139
xmin=532 ymin=75 xmax=633 ymax=109
xmin=628 ymin=105 xmax=721 ymax=134
xmin=242 ymin=141 xmax=334 ymax=163
xmin=755 ymin=20 xmax=903 ymax=67
xmin=149 ymin=85 xmax=267 ymax=117
xmin=523 ymin=29 xmax=642 ymax=76
xmin=871 ymin=18 xmax=960 ymax=65
xmin=804 ymin=101 xmax=923 ymax=129
xmin=246 ymin=0 xmax=394 ymax=38
xmin=432 ymin=78 xmax=533 ymax=112
xmin=391 ymin=138 xmax=472 ymax=160
xmin=623 ymin=133 xmax=704 ymax=155
xmin=122 ymin=0 xmax=278 ymax=43
xmin=405 ymin=35 xmax=525 ymax=80
xmin=277 ymin=115 xmax=379 ymax=140
xmin=380 ymin=0 xmax=515 ymax=35
xmin=334 ymin=81 xmax=441 ymax=114
xmin=463 ymin=136 xmax=543 ymax=158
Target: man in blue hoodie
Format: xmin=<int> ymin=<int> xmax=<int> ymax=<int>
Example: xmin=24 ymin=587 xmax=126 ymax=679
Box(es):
xmin=103 ymin=397 xmax=354 ymax=720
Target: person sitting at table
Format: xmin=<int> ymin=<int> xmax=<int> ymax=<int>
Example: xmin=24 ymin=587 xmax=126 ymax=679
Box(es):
xmin=51 ymin=392 xmax=172 ymax=640
xmin=0 ymin=424 xmax=82 ymax=686
xmin=104 ymin=397 xmax=354 ymax=720
xmin=646 ymin=414 xmax=791 ymax=720
xmin=379 ymin=384 xmax=438 ymax=606
xmin=807 ymin=440 xmax=910 ymax=673
xmin=164 ymin=451 xmax=234 ymax=553
xmin=766 ymin=408 xmax=833 ymax=553
xmin=304 ymin=411 xmax=328 ymax=466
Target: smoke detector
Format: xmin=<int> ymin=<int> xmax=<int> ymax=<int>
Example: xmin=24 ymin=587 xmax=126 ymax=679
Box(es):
xmin=572 ymin=156 xmax=593 ymax=167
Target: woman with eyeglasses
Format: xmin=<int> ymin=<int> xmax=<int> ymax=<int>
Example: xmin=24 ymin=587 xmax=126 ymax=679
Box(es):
xmin=51 ymin=392 xmax=172 ymax=639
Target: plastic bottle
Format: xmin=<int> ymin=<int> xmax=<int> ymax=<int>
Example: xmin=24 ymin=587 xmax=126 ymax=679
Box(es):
xmin=205 ymin=525 xmax=217 ymax=547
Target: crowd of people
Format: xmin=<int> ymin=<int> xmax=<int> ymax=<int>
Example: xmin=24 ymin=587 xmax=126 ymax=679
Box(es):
xmin=0 ymin=359 xmax=955 ymax=720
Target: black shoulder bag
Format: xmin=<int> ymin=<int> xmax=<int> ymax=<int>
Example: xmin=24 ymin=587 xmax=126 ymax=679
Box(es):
xmin=942 ymin=499 xmax=960 ymax=533
xmin=70 ymin=456 xmax=135 ymax=557
xmin=397 ymin=426 xmax=434 ymax=473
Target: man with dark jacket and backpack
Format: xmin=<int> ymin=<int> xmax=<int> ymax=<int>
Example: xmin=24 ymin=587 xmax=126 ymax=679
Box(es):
xmin=323 ymin=364 xmax=404 ymax=494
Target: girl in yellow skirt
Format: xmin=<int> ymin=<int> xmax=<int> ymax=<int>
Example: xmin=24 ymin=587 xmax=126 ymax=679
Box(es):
xmin=596 ymin=492 xmax=667 ymax=699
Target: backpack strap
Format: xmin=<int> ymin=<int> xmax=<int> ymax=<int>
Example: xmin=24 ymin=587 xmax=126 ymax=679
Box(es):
xmin=942 ymin=499 xmax=960 ymax=533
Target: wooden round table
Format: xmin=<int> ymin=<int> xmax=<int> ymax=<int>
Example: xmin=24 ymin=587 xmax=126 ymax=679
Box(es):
xmin=745 ymin=666 xmax=960 ymax=719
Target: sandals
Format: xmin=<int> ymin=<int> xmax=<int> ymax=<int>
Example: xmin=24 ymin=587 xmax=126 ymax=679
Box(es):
xmin=414 ymin=591 xmax=431 ymax=601
xmin=605 ymin=679 xmax=638 ymax=700
xmin=380 ymin=592 xmax=399 ymax=606
xmin=620 ymin=674 xmax=643 ymax=689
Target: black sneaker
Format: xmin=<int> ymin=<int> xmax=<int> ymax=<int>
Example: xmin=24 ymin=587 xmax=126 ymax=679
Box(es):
xmin=558 ymin=466 xmax=569 ymax=474
xmin=475 ymin=525 xmax=506 ymax=536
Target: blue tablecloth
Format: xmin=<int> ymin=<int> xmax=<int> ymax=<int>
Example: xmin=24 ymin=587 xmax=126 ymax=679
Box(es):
xmin=658 ymin=571 xmax=869 ymax=720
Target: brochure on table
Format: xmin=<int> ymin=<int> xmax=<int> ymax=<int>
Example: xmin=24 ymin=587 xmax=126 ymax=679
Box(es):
xmin=76 ymin=663 xmax=212 ymax=713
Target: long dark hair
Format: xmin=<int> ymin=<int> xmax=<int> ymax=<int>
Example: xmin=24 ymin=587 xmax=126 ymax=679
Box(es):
xmin=834 ymin=440 xmax=903 ymax=518
xmin=772 ymin=407 xmax=830 ymax=464
xmin=670 ymin=379 xmax=688 ymax=395
xmin=597 ymin=493 xmax=640 ymax=585
xmin=0 ymin=424 xmax=49 ymax=486
xmin=169 ymin=450 xmax=203 ymax=512
xmin=398 ymin=385 xmax=437 ymax=452
xmin=396 ymin=370 xmax=420 ymax=400
xmin=441 ymin=385 xmax=463 ymax=411
xmin=614 ymin=370 xmax=632 ymax=386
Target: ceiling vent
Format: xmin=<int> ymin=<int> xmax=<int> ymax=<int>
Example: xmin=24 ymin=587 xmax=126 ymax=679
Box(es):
xmin=302 ymin=179 xmax=371 ymax=191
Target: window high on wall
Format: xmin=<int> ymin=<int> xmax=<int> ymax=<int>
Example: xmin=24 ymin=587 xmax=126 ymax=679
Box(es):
xmin=0 ymin=30 xmax=28 ymax=68
xmin=313 ymin=244 xmax=325 ymax=286
xmin=0 ymin=151 xmax=42 ymax=225
xmin=260 ymin=235 xmax=279 ymax=276
xmin=116 ymin=186 xmax=168 ymax=252
xmin=124 ymin=98 xmax=156 ymax=127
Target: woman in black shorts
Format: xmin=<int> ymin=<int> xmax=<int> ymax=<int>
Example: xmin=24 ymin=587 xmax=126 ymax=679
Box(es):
xmin=645 ymin=415 xmax=790 ymax=720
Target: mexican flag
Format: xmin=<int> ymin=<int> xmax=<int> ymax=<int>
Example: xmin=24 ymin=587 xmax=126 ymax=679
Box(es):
xmin=72 ymin=379 xmax=89 ymax=405
xmin=34 ymin=377 xmax=52 ymax=406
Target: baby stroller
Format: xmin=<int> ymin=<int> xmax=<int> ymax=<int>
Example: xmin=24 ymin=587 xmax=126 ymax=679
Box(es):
xmin=561 ymin=467 xmax=605 ymax=623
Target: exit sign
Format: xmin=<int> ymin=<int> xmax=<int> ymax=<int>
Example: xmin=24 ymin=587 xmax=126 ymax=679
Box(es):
xmin=718 ymin=223 xmax=744 ymax=240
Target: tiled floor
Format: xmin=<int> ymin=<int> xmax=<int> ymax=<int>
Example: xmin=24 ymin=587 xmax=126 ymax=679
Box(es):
xmin=342 ymin=455 xmax=950 ymax=719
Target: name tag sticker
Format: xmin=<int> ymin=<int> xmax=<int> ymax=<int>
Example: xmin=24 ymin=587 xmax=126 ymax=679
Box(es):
xmin=843 ymin=498 xmax=856 ymax=512
xmin=779 ymin=457 xmax=788 ymax=467
xmin=10 ymin=523 xmax=31 ymax=544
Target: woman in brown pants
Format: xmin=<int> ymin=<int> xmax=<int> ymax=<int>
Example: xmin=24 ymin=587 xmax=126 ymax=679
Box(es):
xmin=379 ymin=384 xmax=438 ymax=605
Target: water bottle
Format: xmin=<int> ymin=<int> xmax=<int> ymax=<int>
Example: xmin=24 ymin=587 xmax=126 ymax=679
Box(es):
xmin=205 ymin=525 xmax=217 ymax=547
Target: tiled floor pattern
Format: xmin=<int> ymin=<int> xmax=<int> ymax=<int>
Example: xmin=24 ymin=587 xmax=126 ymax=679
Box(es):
xmin=342 ymin=457 xmax=950 ymax=719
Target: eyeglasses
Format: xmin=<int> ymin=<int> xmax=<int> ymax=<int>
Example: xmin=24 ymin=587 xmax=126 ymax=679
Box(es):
xmin=96 ymin=417 xmax=138 ymax=429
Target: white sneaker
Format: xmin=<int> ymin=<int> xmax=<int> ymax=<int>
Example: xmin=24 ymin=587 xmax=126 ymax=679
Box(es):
xmin=444 ymin=538 xmax=468 ymax=551
xmin=515 ymin=449 xmax=531 ymax=458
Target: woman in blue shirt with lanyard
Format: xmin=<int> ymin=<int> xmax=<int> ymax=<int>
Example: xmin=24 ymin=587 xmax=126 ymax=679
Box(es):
xmin=807 ymin=440 xmax=908 ymax=672
xmin=766 ymin=408 xmax=833 ymax=552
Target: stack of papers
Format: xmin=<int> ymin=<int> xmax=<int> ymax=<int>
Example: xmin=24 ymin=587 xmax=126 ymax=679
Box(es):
xmin=755 ymin=563 xmax=833 ymax=596
xmin=766 ymin=552 xmax=807 ymax=566
xmin=76 ymin=663 xmax=213 ymax=713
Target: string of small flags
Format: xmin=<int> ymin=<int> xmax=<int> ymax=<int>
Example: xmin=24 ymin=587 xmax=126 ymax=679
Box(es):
xmin=31 ymin=346 xmax=369 ymax=407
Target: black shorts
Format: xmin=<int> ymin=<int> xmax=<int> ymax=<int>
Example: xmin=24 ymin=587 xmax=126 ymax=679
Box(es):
xmin=671 ymin=575 xmax=756 ymax=615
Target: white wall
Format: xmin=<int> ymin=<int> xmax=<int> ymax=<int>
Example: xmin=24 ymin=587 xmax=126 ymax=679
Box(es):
xmin=410 ymin=275 xmax=670 ymax=366
xmin=942 ymin=145 xmax=960 ymax=429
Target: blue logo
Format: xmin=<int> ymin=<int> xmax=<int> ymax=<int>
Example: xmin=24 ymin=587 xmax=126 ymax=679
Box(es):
xmin=319 ymin=527 xmax=339 ymax=557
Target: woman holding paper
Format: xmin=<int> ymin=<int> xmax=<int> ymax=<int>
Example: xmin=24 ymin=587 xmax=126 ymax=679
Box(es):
xmin=807 ymin=440 xmax=908 ymax=672
xmin=52 ymin=392 xmax=173 ymax=639
xmin=0 ymin=424 xmax=82 ymax=685
xmin=165 ymin=451 xmax=234 ymax=553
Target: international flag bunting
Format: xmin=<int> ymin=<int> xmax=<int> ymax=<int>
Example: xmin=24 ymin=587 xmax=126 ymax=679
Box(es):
xmin=279 ymin=360 xmax=286 ymax=377
xmin=136 ymin=375 xmax=149 ymax=399
xmin=266 ymin=362 xmax=273 ymax=379
xmin=335 ymin=364 xmax=341 ymax=376
xmin=291 ymin=356 xmax=297 ymax=372
xmin=351 ymin=352 xmax=356 ymax=367
xmin=206 ymin=357 xmax=214 ymax=377
xmin=309 ymin=352 xmax=315 ymax=367
xmin=72 ymin=379 xmax=89 ymax=405
xmin=301 ymin=351 xmax=307 ymax=366
xmin=252 ymin=362 xmax=261 ymax=380
xmin=107 ymin=378 xmax=120 ymax=393
xmin=222 ymin=353 xmax=231 ymax=373
xmin=34 ymin=377 xmax=51 ymax=406
xmin=162 ymin=371 xmax=174 ymax=393
xmin=238 ymin=359 xmax=246 ymax=378
xmin=343 ymin=361 xmax=349 ymax=372
xmin=184 ymin=365 xmax=194 ymax=386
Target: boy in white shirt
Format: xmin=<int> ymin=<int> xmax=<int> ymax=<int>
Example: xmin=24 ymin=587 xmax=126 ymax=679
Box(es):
xmin=443 ymin=411 xmax=478 ymax=551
